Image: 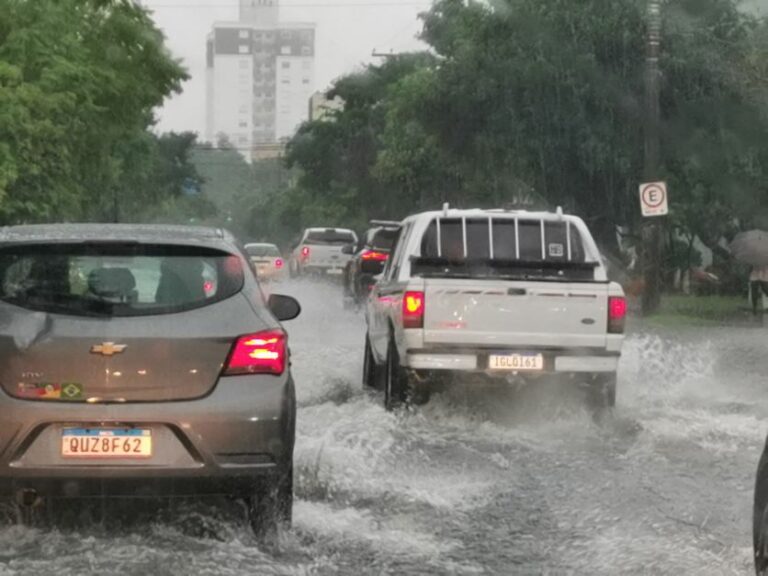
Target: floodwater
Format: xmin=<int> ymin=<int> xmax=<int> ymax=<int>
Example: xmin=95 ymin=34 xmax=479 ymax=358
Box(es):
xmin=0 ymin=280 xmax=764 ymax=575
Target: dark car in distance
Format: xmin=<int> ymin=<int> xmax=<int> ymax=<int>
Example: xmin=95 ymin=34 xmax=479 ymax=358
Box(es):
xmin=0 ymin=224 xmax=300 ymax=537
xmin=342 ymin=223 xmax=400 ymax=308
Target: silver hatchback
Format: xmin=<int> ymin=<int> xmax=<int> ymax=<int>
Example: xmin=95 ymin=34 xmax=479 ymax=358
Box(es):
xmin=0 ymin=224 xmax=300 ymax=536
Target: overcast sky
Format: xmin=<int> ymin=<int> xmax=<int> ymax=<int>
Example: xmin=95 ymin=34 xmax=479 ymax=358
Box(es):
xmin=143 ymin=0 xmax=429 ymax=136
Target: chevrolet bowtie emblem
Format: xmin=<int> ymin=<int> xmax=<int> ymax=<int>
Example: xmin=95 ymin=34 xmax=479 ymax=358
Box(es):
xmin=90 ymin=342 xmax=127 ymax=357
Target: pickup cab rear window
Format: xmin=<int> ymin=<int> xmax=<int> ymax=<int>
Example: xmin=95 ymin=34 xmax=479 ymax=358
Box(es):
xmin=304 ymin=230 xmax=356 ymax=245
xmin=0 ymin=243 xmax=244 ymax=317
xmin=416 ymin=217 xmax=595 ymax=281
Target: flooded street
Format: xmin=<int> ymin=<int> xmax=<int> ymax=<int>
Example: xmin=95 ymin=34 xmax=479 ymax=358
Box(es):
xmin=0 ymin=280 xmax=764 ymax=575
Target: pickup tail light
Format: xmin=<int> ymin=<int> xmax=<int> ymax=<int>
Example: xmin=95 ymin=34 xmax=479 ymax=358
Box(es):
xmin=300 ymin=246 xmax=310 ymax=260
xmin=361 ymin=250 xmax=389 ymax=262
xmin=275 ymin=258 xmax=284 ymax=269
xmin=608 ymin=296 xmax=627 ymax=334
xmin=403 ymin=290 xmax=425 ymax=329
xmin=224 ymin=329 xmax=286 ymax=376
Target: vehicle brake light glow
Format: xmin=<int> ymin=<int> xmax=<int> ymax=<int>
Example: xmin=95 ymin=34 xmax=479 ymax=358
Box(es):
xmin=361 ymin=250 xmax=388 ymax=262
xmin=275 ymin=258 xmax=284 ymax=268
xmin=224 ymin=329 xmax=286 ymax=376
xmin=300 ymin=246 xmax=310 ymax=260
xmin=403 ymin=290 xmax=425 ymax=329
xmin=608 ymin=296 xmax=627 ymax=333
xmin=203 ymin=280 xmax=214 ymax=295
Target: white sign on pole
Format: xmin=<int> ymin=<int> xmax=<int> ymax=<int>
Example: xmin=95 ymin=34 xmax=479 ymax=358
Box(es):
xmin=639 ymin=181 xmax=668 ymax=217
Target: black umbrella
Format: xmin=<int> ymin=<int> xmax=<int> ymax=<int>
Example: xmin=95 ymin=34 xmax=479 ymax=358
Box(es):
xmin=730 ymin=230 xmax=768 ymax=266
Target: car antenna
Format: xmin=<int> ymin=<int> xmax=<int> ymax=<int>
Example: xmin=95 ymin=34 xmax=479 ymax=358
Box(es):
xmin=442 ymin=202 xmax=450 ymax=217
xmin=556 ymin=206 xmax=564 ymax=220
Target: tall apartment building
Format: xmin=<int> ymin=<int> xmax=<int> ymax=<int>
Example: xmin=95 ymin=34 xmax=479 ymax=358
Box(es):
xmin=206 ymin=0 xmax=315 ymax=156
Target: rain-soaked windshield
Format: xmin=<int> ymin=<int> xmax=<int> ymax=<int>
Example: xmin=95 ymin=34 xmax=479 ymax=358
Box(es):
xmin=2 ymin=0 xmax=768 ymax=574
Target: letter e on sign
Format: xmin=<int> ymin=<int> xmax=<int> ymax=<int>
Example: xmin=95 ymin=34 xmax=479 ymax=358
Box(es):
xmin=639 ymin=181 xmax=668 ymax=217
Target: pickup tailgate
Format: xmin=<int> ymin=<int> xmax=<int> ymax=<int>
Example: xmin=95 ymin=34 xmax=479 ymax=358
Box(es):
xmin=305 ymin=244 xmax=349 ymax=269
xmin=422 ymin=279 xmax=609 ymax=348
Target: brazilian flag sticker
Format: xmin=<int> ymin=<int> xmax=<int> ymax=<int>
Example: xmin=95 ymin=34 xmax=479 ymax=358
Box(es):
xmin=61 ymin=382 xmax=84 ymax=401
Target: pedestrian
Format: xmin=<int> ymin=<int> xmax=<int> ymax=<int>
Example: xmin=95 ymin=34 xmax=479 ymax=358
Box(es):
xmin=751 ymin=264 xmax=768 ymax=315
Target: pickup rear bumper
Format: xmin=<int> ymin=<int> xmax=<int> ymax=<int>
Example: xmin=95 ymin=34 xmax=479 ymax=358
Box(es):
xmin=406 ymin=349 xmax=619 ymax=374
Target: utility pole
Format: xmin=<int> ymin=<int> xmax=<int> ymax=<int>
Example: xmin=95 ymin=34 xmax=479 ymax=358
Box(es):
xmin=642 ymin=0 xmax=663 ymax=315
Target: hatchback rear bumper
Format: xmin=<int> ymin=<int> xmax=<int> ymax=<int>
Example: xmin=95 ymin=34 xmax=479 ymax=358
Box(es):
xmin=0 ymin=375 xmax=295 ymax=498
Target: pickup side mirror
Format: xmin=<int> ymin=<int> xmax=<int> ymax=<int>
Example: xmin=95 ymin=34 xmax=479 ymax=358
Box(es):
xmin=268 ymin=293 xmax=301 ymax=321
xmin=341 ymin=244 xmax=355 ymax=255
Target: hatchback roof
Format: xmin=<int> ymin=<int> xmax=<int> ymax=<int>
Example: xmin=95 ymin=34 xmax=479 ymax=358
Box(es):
xmin=0 ymin=223 xmax=235 ymax=248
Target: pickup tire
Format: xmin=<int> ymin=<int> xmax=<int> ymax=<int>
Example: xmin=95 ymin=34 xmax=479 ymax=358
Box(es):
xmin=363 ymin=334 xmax=380 ymax=389
xmin=586 ymin=372 xmax=617 ymax=410
xmin=384 ymin=335 xmax=408 ymax=411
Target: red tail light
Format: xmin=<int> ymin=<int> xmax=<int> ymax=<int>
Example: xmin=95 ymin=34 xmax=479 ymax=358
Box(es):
xmin=275 ymin=258 xmax=284 ymax=269
xmin=224 ymin=329 xmax=286 ymax=376
xmin=300 ymin=246 xmax=310 ymax=260
xmin=608 ymin=296 xmax=627 ymax=334
xmin=360 ymin=250 xmax=389 ymax=262
xmin=403 ymin=290 xmax=425 ymax=329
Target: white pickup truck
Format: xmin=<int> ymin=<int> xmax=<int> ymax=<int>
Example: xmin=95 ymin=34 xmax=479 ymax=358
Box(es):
xmin=289 ymin=227 xmax=358 ymax=277
xmin=364 ymin=207 xmax=626 ymax=411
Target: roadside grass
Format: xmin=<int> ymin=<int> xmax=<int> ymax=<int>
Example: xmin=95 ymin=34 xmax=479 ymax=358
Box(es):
xmin=638 ymin=295 xmax=751 ymax=328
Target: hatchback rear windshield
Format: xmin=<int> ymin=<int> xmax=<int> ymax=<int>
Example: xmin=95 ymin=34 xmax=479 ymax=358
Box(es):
xmin=0 ymin=243 xmax=244 ymax=317
xmin=245 ymin=244 xmax=280 ymax=257
xmin=305 ymin=230 xmax=356 ymax=245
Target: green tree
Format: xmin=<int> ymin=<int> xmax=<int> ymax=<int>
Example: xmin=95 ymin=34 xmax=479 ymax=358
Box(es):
xmin=0 ymin=0 xmax=188 ymax=223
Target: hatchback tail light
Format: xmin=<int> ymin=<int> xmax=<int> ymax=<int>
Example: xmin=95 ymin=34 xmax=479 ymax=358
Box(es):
xmin=223 ymin=329 xmax=286 ymax=376
xmin=608 ymin=296 xmax=627 ymax=334
xmin=360 ymin=250 xmax=388 ymax=262
xmin=275 ymin=258 xmax=284 ymax=269
xmin=300 ymin=246 xmax=310 ymax=260
xmin=403 ymin=290 xmax=425 ymax=329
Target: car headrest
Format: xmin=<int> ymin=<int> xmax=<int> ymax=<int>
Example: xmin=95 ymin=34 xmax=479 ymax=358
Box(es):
xmin=87 ymin=267 xmax=137 ymax=300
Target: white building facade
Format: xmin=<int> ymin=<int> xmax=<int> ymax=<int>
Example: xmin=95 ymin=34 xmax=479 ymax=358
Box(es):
xmin=206 ymin=0 xmax=315 ymax=155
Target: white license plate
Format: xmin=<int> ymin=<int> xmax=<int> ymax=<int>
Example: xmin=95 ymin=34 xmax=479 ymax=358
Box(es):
xmin=326 ymin=268 xmax=343 ymax=275
xmin=488 ymin=353 xmax=544 ymax=372
xmin=62 ymin=428 xmax=152 ymax=458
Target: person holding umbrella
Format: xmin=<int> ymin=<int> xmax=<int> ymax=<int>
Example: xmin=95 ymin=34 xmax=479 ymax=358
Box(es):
xmin=730 ymin=230 xmax=768 ymax=315
xmin=751 ymin=264 xmax=768 ymax=315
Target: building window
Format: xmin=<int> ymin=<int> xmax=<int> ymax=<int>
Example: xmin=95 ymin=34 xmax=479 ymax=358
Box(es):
xmin=302 ymin=78 xmax=310 ymax=85
xmin=238 ymin=136 xmax=248 ymax=144
xmin=281 ymin=46 xmax=291 ymax=55
xmin=301 ymin=46 xmax=311 ymax=56
xmin=239 ymin=74 xmax=249 ymax=83
xmin=239 ymin=104 xmax=249 ymax=114
xmin=238 ymin=121 xmax=248 ymax=128
xmin=281 ymin=78 xmax=290 ymax=84
xmin=239 ymin=30 xmax=249 ymax=39
xmin=280 ymin=30 xmax=290 ymax=39
xmin=281 ymin=62 xmax=290 ymax=69
xmin=238 ymin=45 xmax=249 ymax=54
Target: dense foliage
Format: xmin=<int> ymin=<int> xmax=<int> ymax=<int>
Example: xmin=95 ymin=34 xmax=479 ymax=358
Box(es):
xmin=0 ymin=0 xmax=197 ymax=223
xmin=275 ymin=0 xmax=768 ymax=285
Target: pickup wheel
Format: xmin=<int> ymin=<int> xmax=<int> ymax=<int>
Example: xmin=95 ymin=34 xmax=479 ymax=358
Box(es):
xmin=363 ymin=334 xmax=380 ymax=389
xmin=384 ymin=336 xmax=408 ymax=411
xmin=586 ymin=372 xmax=617 ymax=410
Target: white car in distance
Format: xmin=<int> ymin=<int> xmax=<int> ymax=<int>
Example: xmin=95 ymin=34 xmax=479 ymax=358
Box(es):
xmin=244 ymin=243 xmax=285 ymax=282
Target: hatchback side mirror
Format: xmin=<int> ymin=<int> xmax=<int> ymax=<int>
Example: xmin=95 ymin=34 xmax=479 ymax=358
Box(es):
xmin=268 ymin=293 xmax=301 ymax=321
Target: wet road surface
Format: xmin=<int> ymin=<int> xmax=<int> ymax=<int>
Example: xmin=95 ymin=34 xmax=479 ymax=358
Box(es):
xmin=0 ymin=280 xmax=764 ymax=575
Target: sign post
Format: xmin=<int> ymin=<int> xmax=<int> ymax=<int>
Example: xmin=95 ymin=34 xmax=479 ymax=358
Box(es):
xmin=639 ymin=181 xmax=668 ymax=217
